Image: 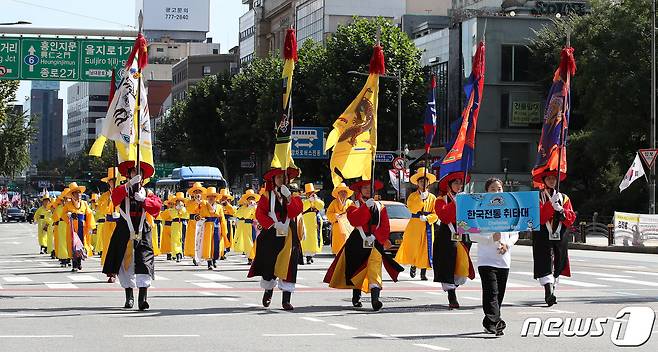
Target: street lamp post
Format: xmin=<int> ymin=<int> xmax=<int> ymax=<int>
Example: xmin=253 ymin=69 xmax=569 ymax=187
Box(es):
xmin=348 ymin=70 xmax=403 ymax=200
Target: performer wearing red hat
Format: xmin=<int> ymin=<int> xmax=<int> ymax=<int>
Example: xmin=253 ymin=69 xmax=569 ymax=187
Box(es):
xmin=248 ymin=168 xmax=303 ymax=310
xmin=324 ymin=179 xmax=403 ymax=311
xmin=433 ymin=172 xmax=476 ymax=309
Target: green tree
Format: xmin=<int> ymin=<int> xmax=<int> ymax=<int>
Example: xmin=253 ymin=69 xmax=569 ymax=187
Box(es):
xmin=0 ymin=80 xmax=20 ymax=124
xmin=0 ymin=110 xmax=37 ymax=178
xmin=529 ymin=0 xmax=652 ymax=215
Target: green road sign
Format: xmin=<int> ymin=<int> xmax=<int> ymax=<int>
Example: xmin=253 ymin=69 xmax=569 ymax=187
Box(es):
xmin=0 ymin=38 xmax=20 ymax=79
xmin=0 ymin=37 xmax=134 ymax=82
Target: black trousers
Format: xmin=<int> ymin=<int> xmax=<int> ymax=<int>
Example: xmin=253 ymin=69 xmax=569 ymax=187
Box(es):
xmin=478 ymin=266 xmax=509 ymax=325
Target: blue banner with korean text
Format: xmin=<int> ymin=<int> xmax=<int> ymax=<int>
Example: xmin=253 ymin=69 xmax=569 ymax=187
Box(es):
xmin=455 ymin=191 xmax=540 ymax=233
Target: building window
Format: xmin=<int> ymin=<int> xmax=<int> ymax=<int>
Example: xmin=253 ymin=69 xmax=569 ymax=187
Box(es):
xmin=202 ymin=65 xmax=211 ymax=76
xmin=500 ymin=142 xmax=530 ymax=172
xmin=501 ymin=45 xmax=530 ymax=82
xmin=156 ymin=47 xmax=164 ymax=52
xmin=296 ymin=0 xmax=324 ymax=44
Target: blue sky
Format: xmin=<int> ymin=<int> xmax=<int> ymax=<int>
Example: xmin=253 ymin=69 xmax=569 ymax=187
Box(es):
xmin=2 ymin=0 xmax=248 ymax=127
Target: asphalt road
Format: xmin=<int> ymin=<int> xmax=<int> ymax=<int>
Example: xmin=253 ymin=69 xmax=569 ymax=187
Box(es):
xmin=1 ymin=222 xmax=657 ymax=352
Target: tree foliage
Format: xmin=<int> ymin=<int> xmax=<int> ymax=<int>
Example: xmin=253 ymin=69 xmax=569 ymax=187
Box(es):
xmin=0 ymin=80 xmax=36 ymax=178
xmin=156 ymin=17 xmax=428 ymax=189
xmin=529 ymin=0 xmax=652 ymax=215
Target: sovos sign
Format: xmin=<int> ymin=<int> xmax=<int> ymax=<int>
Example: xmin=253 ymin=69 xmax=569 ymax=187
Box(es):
xmin=138 ymin=0 xmax=210 ymax=32
xmin=521 ymin=306 xmax=655 ymax=346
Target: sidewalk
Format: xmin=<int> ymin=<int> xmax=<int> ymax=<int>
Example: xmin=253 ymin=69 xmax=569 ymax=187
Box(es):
xmin=516 ymin=236 xmax=658 ymax=254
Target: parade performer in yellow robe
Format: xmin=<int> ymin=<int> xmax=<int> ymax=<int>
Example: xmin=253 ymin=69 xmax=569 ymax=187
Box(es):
xmin=233 ymin=189 xmax=259 ymax=264
xmin=159 ymin=195 xmax=175 ymax=260
xmin=89 ymin=193 xmax=100 ymax=253
xmin=301 ymin=183 xmax=324 ymax=264
xmin=46 ymin=198 xmax=58 ymax=258
xmin=34 ymin=195 xmax=52 ymax=254
xmin=55 ymin=188 xmax=72 ymax=267
xmin=395 ymin=168 xmax=439 ymax=280
xmin=219 ymin=188 xmax=235 ymax=259
xmin=200 ymin=187 xmax=228 ymax=270
xmin=184 ymin=182 xmax=206 ymax=265
xmin=62 ymin=182 xmax=96 ymax=272
xmin=326 ymin=183 xmax=353 ymax=254
xmin=168 ymin=192 xmax=188 ymax=263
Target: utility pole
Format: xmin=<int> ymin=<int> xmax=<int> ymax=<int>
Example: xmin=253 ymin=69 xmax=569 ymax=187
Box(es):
xmin=652 ymin=0 xmax=656 ymax=214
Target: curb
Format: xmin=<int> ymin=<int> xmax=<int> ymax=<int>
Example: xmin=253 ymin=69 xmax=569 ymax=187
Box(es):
xmin=515 ymin=239 xmax=658 ymax=254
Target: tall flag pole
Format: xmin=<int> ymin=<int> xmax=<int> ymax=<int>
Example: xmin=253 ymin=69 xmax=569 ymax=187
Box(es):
xmin=325 ymin=37 xmax=385 ymax=188
xmin=531 ymin=37 xmax=576 ymax=190
xmin=423 ymin=74 xmax=438 ymax=178
xmin=270 ymin=28 xmax=299 ymax=179
xmin=436 ymin=41 xmax=486 ymax=190
xmin=89 ymin=10 xmax=153 ymax=179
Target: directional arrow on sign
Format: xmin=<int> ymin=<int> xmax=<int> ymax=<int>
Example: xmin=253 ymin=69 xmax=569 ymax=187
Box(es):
xmin=295 ymin=141 xmax=313 ymax=148
xmin=27 ymin=46 xmax=36 ymax=72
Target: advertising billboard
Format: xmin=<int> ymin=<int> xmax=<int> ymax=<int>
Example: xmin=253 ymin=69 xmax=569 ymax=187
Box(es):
xmin=138 ymin=0 xmax=210 ymax=32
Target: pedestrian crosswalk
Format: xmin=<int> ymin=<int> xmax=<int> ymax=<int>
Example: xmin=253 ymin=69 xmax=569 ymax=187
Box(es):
xmin=1 ymin=253 xmax=658 ymax=294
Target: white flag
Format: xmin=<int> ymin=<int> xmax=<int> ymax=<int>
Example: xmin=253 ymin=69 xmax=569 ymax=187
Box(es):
xmin=619 ymin=153 xmax=646 ymax=192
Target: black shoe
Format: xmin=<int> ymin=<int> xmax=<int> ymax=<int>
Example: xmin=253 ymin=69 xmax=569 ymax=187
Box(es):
xmin=262 ymin=289 xmax=273 ymax=307
xmin=213 ymin=260 xmax=217 ymax=268
xmin=352 ymin=289 xmax=363 ymax=308
xmin=495 ymin=320 xmax=506 ymax=336
xmin=420 ymin=268 xmax=428 ymax=281
xmin=282 ymin=291 xmax=294 ymax=311
xmin=124 ymin=288 xmax=134 ymax=308
xmin=192 ymin=258 xmax=198 ymax=266
xmin=220 ymin=256 xmax=226 ymax=260
xmin=247 ymin=258 xmax=253 ymax=265
xmin=309 ymin=257 xmax=314 ymax=264
xmin=370 ymin=287 xmax=383 ymax=311
xmin=447 ymin=289 xmax=460 ymax=309
xmin=306 ymin=256 xmax=312 ymax=265
xmin=482 ymin=317 xmax=496 ymax=334
xmin=409 ymin=266 xmax=417 ymax=278
xmin=176 ymin=253 xmax=182 ymax=263
xmin=166 ymin=254 xmax=172 ymax=260
xmin=207 ymin=261 xmax=213 ymax=270
xmin=138 ymin=287 xmax=149 ymax=311
xmin=544 ymin=283 xmax=557 ymax=307
xmin=50 ymin=251 xmax=55 ymax=259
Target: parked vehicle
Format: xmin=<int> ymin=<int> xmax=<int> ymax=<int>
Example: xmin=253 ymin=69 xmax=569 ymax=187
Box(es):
xmin=5 ymin=207 xmax=26 ymax=222
xmin=380 ymin=200 xmax=411 ymax=255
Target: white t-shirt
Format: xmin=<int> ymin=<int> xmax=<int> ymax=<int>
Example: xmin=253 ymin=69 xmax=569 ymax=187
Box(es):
xmin=470 ymin=231 xmax=519 ymax=269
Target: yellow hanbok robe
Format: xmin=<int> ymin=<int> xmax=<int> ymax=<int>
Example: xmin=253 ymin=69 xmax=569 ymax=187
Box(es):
xmin=301 ymin=198 xmax=325 ymax=255
xmin=394 ymin=191 xmax=438 ymax=269
xmin=326 ymin=198 xmax=353 ymax=254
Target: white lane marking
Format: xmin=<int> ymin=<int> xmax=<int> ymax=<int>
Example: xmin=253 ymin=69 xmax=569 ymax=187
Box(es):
xmin=300 ymin=317 xmax=325 ymax=323
xmin=67 ymin=275 xmax=100 ymax=282
xmin=0 ymin=313 xmax=36 ymax=316
xmin=425 ymin=291 xmax=444 ymax=296
xmin=198 ymin=291 xmax=218 ymax=296
xmin=472 ymin=278 xmax=531 ymax=288
xmin=45 ymin=282 xmax=77 ymax=289
xmin=511 ymin=271 xmax=534 ymax=276
xmin=193 ymin=273 xmax=236 ymax=281
xmin=328 ymin=323 xmax=357 ymax=330
xmin=295 ymin=284 xmax=310 ymax=288
xmin=2 ymin=276 xmax=32 ymax=283
xmin=461 ymin=296 xmax=480 ymax=301
xmin=190 ymin=282 xmax=232 ymax=289
xmin=407 ymin=281 xmax=442 ymax=287
xmin=594 ymin=264 xmax=647 ymax=270
xmin=412 ymin=343 xmax=450 ymax=351
xmin=154 ymin=275 xmax=170 ymax=281
xmin=221 ymin=297 xmax=239 ymax=302
xmin=615 ymin=291 xmax=639 ymax=296
xmin=368 ymin=333 xmax=395 ymax=339
xmin=123 ymin=334 xmax=199 ymax=338
xmin=598 ymin=278 xmax=658 ymax=287
xmin=557 ymin=279 xmax=608 ymax=288
xmin=624 ymin=270 xmax=658 ymax=277
xmin=571 ymin=271 xmax=631 ymax=278
xmin=416 ymin=312 xmax=473 ymax=316
xmin=517 ymin=309 xmax=574 ymax=314
xmin=243 ymin=303 xmax=261 ymax=307
xmin=0 ymin=335 xmax=73 ymax=338
xmin=263 ymin=333 xmax=335 ymax=337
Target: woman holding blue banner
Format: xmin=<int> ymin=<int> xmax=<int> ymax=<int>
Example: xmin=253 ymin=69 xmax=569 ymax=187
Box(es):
xmin=395 ymin=167 xmax=438 ymax=280
xmin=433 ymin=173 xmax=476 ymax=309
xmin=470 ymin=178 xmax=518 ymax=336
xmin=532 ymin=171 xmax=576 ymax=307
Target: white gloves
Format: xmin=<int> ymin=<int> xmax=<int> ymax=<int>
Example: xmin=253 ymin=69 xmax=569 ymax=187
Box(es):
xmin=279 ymin=185 xmax=291 ymax=198
xmin=175 ymin=204 xmax=183 ymax=211
xmin=551 ymin=193 xmax=563 ymax=212
xmin=366 ymin=235 xmax=376 ymax=244
xmin=274 ymin=221 xmax=288 ymax=233
xmin=365 ymin=198 xmax=375 ymax=208
xmin=419 ymin=215 xmax=427 ymax=222
xmin=128 ymin=174 xmax=142 ymax=187
xmin=420 ymin=191 xmax=429 ymax=200
xmin=134 ymin=188 xmax=146 ymax=202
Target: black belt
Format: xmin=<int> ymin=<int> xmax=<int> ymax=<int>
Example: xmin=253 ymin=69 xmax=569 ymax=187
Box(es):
xmin=164 ymin=221 xmax=172 ymax=226
xmin=97 ymin=219 xmax=106 ymax=224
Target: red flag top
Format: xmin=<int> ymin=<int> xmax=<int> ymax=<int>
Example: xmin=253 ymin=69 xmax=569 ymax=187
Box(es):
xmin=126 ymin=33 xmax=148 ymax=70
xmin=283 ymin=28 xmax=298 ymax=62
